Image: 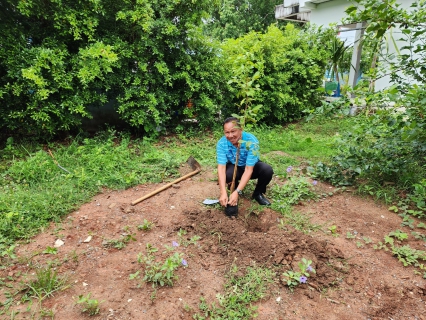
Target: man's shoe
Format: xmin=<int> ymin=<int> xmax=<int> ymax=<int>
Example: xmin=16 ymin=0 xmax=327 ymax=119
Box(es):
xmin=252 ymin=193 xmax=271 ymax=206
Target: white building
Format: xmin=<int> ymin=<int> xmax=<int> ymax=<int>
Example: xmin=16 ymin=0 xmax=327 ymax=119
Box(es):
xmin=275 ymin=0 xmax=415 ymax=91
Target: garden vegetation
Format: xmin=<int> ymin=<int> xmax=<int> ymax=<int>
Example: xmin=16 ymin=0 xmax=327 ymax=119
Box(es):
xmin=0 ymin=0 xmax=426 ymax=316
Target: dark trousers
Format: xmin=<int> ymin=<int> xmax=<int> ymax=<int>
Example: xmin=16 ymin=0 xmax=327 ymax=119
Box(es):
xmin=225 ymin=161 xmax=274 ymax=195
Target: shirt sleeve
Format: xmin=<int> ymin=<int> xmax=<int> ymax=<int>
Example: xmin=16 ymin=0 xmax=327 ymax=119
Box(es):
xmin=216 ymin=137 xmax=228 ymax=165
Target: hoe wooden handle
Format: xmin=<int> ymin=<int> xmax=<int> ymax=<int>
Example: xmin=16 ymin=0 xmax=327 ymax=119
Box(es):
xmin=131 ymin=169 xmax=201 ymax=206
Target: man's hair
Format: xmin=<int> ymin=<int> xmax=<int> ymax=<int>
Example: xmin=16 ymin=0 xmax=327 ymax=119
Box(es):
xmin=223 ymin=117 xmax=240 ymax=126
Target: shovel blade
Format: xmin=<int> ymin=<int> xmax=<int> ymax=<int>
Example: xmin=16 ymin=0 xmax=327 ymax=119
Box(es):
xmin=187 ymin=156 xmax=201 ymax=171
xmin=203 ymin=199 xmax=219 ymax=205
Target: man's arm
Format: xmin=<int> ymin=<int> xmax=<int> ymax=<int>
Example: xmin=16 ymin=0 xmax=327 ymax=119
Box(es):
xmin=237 ymin=165 xmax=253 ymax=191
xmin=217 ymin=164 xmax=228 ymax=206
xmin=227 ymin=165 xmax=254 ymax=206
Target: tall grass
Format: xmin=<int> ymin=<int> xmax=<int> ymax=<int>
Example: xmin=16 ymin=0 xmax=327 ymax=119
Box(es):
xmin=0 ymin=131 xmax=211 ymax=247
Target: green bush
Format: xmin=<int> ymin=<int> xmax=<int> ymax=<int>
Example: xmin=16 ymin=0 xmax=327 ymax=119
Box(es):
xmin=0 ymin=0 xmax=225 ymax=138
xmin=221 ymin=24 xmax=329 ymax=123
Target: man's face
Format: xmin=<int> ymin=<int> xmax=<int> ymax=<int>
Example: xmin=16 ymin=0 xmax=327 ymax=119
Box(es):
xmin=224 ymin=121 xmax=242 ymax=145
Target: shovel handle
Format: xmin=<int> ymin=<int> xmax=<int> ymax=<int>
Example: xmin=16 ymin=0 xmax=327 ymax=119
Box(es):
xmin=131 ymin=169 xmax=201 ymax=206
xmin=230 ymin=144 xmax=241 ymax=194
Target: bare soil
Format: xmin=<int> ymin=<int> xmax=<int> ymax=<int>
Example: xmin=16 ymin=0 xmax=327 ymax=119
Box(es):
xmin=2 ymin=165 xmax=426 ymax=320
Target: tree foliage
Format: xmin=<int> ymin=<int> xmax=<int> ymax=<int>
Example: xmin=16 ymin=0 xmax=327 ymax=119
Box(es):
xmin=203 ymin=0 xmax=285 ymax=41
xmin=0 ymin=0 xmax=227 ymax=137
xmin=345 ymin=0 xmax=426 ymax=86
xmin=344 ymin=0 xmax=426 ymax=148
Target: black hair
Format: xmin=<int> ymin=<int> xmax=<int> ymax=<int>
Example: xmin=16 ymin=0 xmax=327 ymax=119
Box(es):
xmin=223 ymin=117 xmax=240 ymax=126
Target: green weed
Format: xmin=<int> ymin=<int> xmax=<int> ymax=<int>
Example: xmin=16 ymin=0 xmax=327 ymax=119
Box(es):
xmin=328 ymin=225 xmax=339 ymax=237
xmin=193 ymin=265 xmax=274 ymax=319
xmin=76 ymin=293 xmax=103 ymax=316
xmin=282 ymin=258 xmax=316 ymax=292
xmin=71 ymin=250 xmax=79 ymax=263
xmin=346 ymin=231 xmax=356 ymax=239
xmin=103 ymin=234 xmax=136 ymax=250
xmin=131 ymin=243 xmax=187 ymax=288
xmin=362 ymin=236 xmax=372 ymax=244
xmin=392 ymin=245 xmax=426 ymax=267
xmin=24 ymin=266 xmax=69 ymax=301
xmin=137 ymin=219 xmax=154 ymax=231
xmin=0 ymin=244 xmax=17 ymax=260
xmin=271 ymin=176 xmax=319 ymax=206
xmin=388 ymin=230 xmax=409 ymax=241
xmin=271 ymin=175 xmax=321 ymax=232
xmin=177 ymin=229 xmax=201 ymax=247
xmin=277 ymin=211 xmax=321 ymax=234
xmin=42 ymin=247 xmax=58 ymax=255
xmin=411 ymin=232 xmax=426 ymax=241
xmin=374 ymin=234 xmax=426 ymax=271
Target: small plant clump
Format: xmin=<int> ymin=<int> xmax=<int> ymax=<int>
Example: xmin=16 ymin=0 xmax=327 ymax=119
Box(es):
xmin=282 ymin=258 xmax=316 ymax=292
xmin=0 ymin=265 xmax=70 ymax=318
xmin=130 ymin=242 xmax=188 ymax=289
xmin=177 ymin=228 xmax=201 ymax=247
xmin=271 ymin=175 xmax=319 ymax=207
xmin=76 ymin=293 xmax=103 ymax=316
xmin=328 ymin=225 xmax=339 ymax=237
xmin=137 ymin=219 xmax=154 ymax=231
xmin=0 ymin=244 xmax=17 ymax=261
xmin=103 ymin=234 xmax=136 ymax=250
xmin=374 ymin=231 xmax=426 ymax=277
xmin=271 ymin=174 xmax=322 ymax=233
xmin=194 ymin=265 xmax=275 ymax=319
xmin=25 ymin=266 xmax=69 ymax=301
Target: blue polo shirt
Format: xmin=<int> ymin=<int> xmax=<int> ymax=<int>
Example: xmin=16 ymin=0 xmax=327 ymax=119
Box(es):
xmin=216 ymin=132 xmax=259 ymax=167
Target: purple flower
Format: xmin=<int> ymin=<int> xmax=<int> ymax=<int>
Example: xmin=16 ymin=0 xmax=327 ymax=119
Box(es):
xmin=307 ymin=265 xmax=313 ymax=272
xmin=312 ymin=180 xmax=318 ymax=186
xmin=172 ymin=241 xmax=179 ymax=247
xmin=286 ymin=166 xmax=293 ymax=173
xmin=299 ymin=276 xmax=307 ymax=283
xmin=181 ymin=259 xmax=188 ymax=267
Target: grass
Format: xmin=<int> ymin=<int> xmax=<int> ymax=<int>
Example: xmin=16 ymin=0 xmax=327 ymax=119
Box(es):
xmin=193 ymin=265 xmax=275 ymax=319
xmin=25 ymin=266 xmax=69 ymax=301
xmin=76 ymin=293 xmax=103 ymax=316
xmin=254 ymin=117 xmax=356 ymax=163
xmin=1 ymin=264 xmax=69 ymax=318
xmin=0 ymin=130 xmax=216 ymax=247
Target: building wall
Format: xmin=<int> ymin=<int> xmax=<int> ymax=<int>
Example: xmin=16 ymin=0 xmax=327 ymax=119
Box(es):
xmin=309 ymin=0 xmax=417 ymax=91
xmin=309 ymin=0 xmax=351 ymax=26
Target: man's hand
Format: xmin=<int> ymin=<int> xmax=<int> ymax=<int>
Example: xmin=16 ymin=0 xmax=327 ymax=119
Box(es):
xmin=228 ymin=191 xmax=239 ymax=206
xmin=219 ymin=191 xmax=229 ymax=207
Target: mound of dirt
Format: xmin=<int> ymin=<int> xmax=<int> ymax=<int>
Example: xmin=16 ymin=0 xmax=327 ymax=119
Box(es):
xmin=179 ymin=208 xmax=346 ymax=289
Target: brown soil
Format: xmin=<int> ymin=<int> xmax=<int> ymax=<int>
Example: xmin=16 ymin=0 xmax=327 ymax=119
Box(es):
xmin=2 ymin=166 xmax=426 ymax=320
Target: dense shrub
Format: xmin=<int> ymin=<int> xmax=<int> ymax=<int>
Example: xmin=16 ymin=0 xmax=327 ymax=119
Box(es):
xmin=0 ymin=0 xmax=226 ymax=138
xmin=222 ymin=24 xmax=330 ymax=124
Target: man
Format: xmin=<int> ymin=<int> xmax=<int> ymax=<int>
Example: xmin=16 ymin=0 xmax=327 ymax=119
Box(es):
xmin=216 ymin=117 xmax=273 ymax=208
